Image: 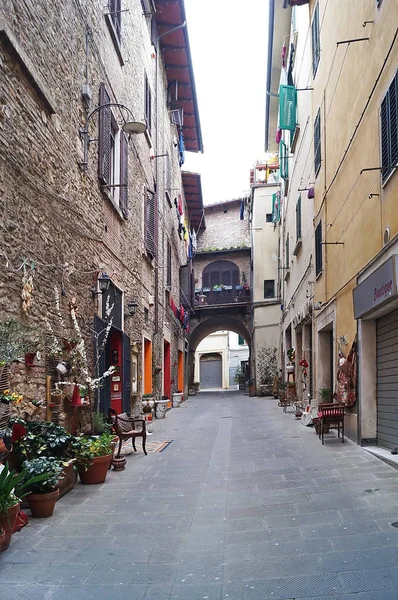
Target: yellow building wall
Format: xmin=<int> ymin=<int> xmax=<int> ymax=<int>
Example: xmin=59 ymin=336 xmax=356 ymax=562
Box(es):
xmin=312 ymin=0 xmax=398 ymax=348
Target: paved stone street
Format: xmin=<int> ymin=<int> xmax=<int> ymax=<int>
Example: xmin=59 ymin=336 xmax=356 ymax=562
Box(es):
xmin=2 ymin=391 xmax=398 ymax=599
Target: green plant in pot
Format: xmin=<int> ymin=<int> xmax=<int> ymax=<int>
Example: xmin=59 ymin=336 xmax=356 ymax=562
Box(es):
xmin=319 ymin=388 xmax=333 ymax=403
xmin=0 ymin=463 xmax=48 ymax=550
xmin=73 ymin=433 xmax=115 ymax=485
xmin=20 ymin=457 xmax=64 ymax=518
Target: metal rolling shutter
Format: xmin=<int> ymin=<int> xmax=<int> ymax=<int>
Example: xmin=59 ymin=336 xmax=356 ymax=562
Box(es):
xmin=377 ymin=311 xmax=398 ymax=449
xmin=200 ymin=358 xmax=222 ymax=389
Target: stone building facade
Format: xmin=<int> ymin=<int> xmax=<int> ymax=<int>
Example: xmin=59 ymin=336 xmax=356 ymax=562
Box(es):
xmin=0 ymin=0 xmax=202 ymax=424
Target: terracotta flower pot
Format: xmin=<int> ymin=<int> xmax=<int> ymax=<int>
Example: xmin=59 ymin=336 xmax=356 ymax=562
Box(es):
xmin=0 ymin=502 xmax=20 ymax=551
xmin=27 ymin=489 xmax=59 ymax=518
xmin=78 ymin=454 xmax=113 ymax=485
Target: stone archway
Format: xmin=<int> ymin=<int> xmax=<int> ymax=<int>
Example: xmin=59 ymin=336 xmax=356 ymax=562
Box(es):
xmin=188 ymin=314 xmax=253 ymax=390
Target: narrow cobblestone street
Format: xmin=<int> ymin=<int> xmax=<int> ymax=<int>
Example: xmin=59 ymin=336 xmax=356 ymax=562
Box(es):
xmin=2 ymin=391 xmax=398 ymax=599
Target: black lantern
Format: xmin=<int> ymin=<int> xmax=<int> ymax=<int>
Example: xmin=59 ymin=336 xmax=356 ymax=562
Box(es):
xmin=125 ymin=300 xmax=139 ymax=317
xmin=91 ymin=272 xmax=111 ymax=298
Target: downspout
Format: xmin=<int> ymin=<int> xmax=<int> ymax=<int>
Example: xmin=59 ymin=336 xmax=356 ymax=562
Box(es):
xmin=155 ymin=20 xmax=187 ymax=335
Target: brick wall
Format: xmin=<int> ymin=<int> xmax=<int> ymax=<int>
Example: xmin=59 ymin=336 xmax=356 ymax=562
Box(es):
xmin=196 ymin=199 xmax=251 ymax=252
xmin=0 ymin=0 xmax=192 ymax=415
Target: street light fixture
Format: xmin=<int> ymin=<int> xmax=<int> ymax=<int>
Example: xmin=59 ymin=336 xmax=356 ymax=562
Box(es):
xmin=91 ymin=272 xmax=111 ymax=298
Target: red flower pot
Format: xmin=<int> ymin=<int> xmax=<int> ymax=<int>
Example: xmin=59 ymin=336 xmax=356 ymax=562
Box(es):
xmin=78 ymin=454 xmax=113 ymax=485
xmin=27 ymin=489 xmax=59 ymax=518
xmin=0 ymin=502 xmax=20 ymax=551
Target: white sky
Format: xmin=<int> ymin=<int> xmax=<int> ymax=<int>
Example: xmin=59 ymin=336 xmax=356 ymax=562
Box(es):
xmin=183 ymin=0 xmax=269 ymax=205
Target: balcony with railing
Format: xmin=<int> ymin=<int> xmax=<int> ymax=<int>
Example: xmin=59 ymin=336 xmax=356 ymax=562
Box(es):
xmin=194 ymin=285 xmax=251 ymax=309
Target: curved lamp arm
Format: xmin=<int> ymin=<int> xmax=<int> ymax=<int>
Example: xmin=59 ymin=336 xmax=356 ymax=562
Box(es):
xmin=79 ymin=102 xmax=145 ymax=170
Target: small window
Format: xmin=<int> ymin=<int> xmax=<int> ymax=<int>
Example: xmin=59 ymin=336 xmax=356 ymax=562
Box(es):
xmin=280 ymin=140 xmax=289 ymax=180
xmin=311 ymin=3 xmax=320 ymax=77
xmin=144 ymin=307 xmax=149 ymax=322
xmin=109 ymin=0 xmax=121 ymax=42
xmin=266 ymin=213 xmax=273 ymax=223
xmin=238 ymin=335 xmax=245 ymax=346
xmin=296 ymin=195 xmax=302 ymax=240
xmin=315 ymin=221 xmax=323 ymax=276
xmin=314 ymin=108 xmax=321 ymax=176
xmin=145 ymin=74 xmax=152 ymax=137
xmin=381 ymin=71 xmax=398 ymax=184
xmin=264 ymin=280 xmax=275 ymax=299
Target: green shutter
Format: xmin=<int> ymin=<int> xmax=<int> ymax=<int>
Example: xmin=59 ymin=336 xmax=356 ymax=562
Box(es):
xmin=279 ymin=141 xmax=288 ymax=180
xmin=279 ymin=85 xmax=297 ymax=131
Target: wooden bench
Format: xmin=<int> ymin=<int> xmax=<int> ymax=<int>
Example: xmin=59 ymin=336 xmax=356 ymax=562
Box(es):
xmin=317 ymin=402 xmax=345 ymax=445
xmin=108 ymin=410 xmax=147 ymax=457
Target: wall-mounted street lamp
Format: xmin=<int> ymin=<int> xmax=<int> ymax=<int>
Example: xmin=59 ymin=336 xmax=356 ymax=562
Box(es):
xmin=91 ymin=272 xmax=111 ymax=298
xmin=79 ymin=103 xmax=147 ymax=171
xmin=125 ymin=300 xmax=139 ymax=318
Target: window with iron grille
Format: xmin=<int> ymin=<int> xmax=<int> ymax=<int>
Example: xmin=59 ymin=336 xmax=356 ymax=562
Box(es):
xmin=98 ymin=83 xmax=128 ymax=217
xmin=202 ymin=260 xmax=240 ymax=289
xmin=311 ymin=3 xmax=320 ymax=78
xmin=315 ymin=221 xmax=323 ymax=276
xmin=314 ymin=108 xmax=321 ymax=176
xmin=145 ymin=74 xmax=152 ymax=137
xmin=264 ymin=280 xmax=275 ymax=299
xmin=296 ymin=195 xmax=302 ymax=240
xmin=381 ymin=71 xmax=398 ymax=184
xmin=145 ymin=189 xmax=156 ymax=258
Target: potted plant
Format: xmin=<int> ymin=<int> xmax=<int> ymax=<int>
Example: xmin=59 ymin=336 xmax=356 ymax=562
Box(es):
xmin=319 ymin=388 xmax=332 ymax=403
xmin=73 ymin=433 xmax=115 ymax=485
xmin=0 ymin=463 xmax=48 ymax=550
xmin=142 ymin=393 xmax=155 ymax=413
xmin=155 ymin=396 xmax=168 ymax=419
xmin=172 ymin=390 xmax=183 ymax=408
xmin=20 ymin=457 xmax=64 ymax=518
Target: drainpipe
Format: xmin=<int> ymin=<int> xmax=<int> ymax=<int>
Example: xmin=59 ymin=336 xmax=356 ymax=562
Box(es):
xmin=154 ymin=20 xmax=187 ymax=335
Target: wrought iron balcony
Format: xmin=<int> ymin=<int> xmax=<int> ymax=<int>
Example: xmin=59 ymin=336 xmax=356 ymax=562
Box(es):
xmin=194 ymin=286 xmax=251 ymax=308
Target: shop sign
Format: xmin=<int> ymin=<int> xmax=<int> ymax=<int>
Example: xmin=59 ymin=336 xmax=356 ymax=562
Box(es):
xmin=353 ymin=256 xmax=397 ymax=319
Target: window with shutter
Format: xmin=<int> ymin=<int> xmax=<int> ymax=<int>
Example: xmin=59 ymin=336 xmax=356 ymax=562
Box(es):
xmin=109 ymin=0 xmax=122 ymax=42
xmin=314 ymin=108 xmax=321 ymax=176
xmin=165 ymin=153 xmax=171 ymax=203
xmin=311 ymin=3 xmax=320 ymax=77
xmin=279 ymin=140 xmax=289 ymax=180
xmin=98 ymin=83 xmax=111 ymax=185
xmin=315 ymin=221 xmax=323 ymax=276
xmin=145 ymin=74 xmax=152 ymax=137
xmin=381 ymin=71 xmax=398 ymax=184
xmin=119 ymin=133 xmax=128 ymax=218
xmin=279 ymin=85 xmax=297 ymax=131
xmin=285 ymin=235 xmax=290 ymax=269
xmin=145 ymin=189 xmax=156 ymax=258
xmin=238 ymin=335 xmax=245 ymax=346
xmin=202 ymin=260 xmax=240 ymax=289
xmin=166 ymin=241 xmax=172 ymax=288
xmin=296 ymin=195 xmax=302 ymax=240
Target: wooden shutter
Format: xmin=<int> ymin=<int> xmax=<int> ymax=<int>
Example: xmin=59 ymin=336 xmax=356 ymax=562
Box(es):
xmin=232 ymin=271 xmax=240 ymax=287
xmin=279 ymin=85 xmax=297 ymax=131
xmin=145 ymin=75 xmax=152 ymax=136
xmin=314 ymin=109 xmax=321 ymax=176
xmin=166 ymin=241 xmax=172 ymax=287
xmin=98 ymin=83 xmax=111 ymax=185
xmin=119 ymin=133 xmax=128 ymax=218
xmin=315 ymin=221 xmax=322 ymax=275
xmin=279 ymin=140 xmax=289 ymax=179
xmin=210 ymin=271 xmax=220 ymax=287
xmin=311 ymin=3 xmax=320 ymax=77
xmin=296 ymin=195 xmax=302 ymax=240
xmin=202 ymin=272 xmax=210 ymax=288
xmin=221 ymin=270 xmax=231 ymax=286
xmin=122 ymin=332 xmax=131 ymax=413
xmin=285 ymin=235 xmax=290 ymax=269
xmin=180 ymin=263 xmax=191 ymax=307
xmin=145 ymin=189 xmax=156 ymax=257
